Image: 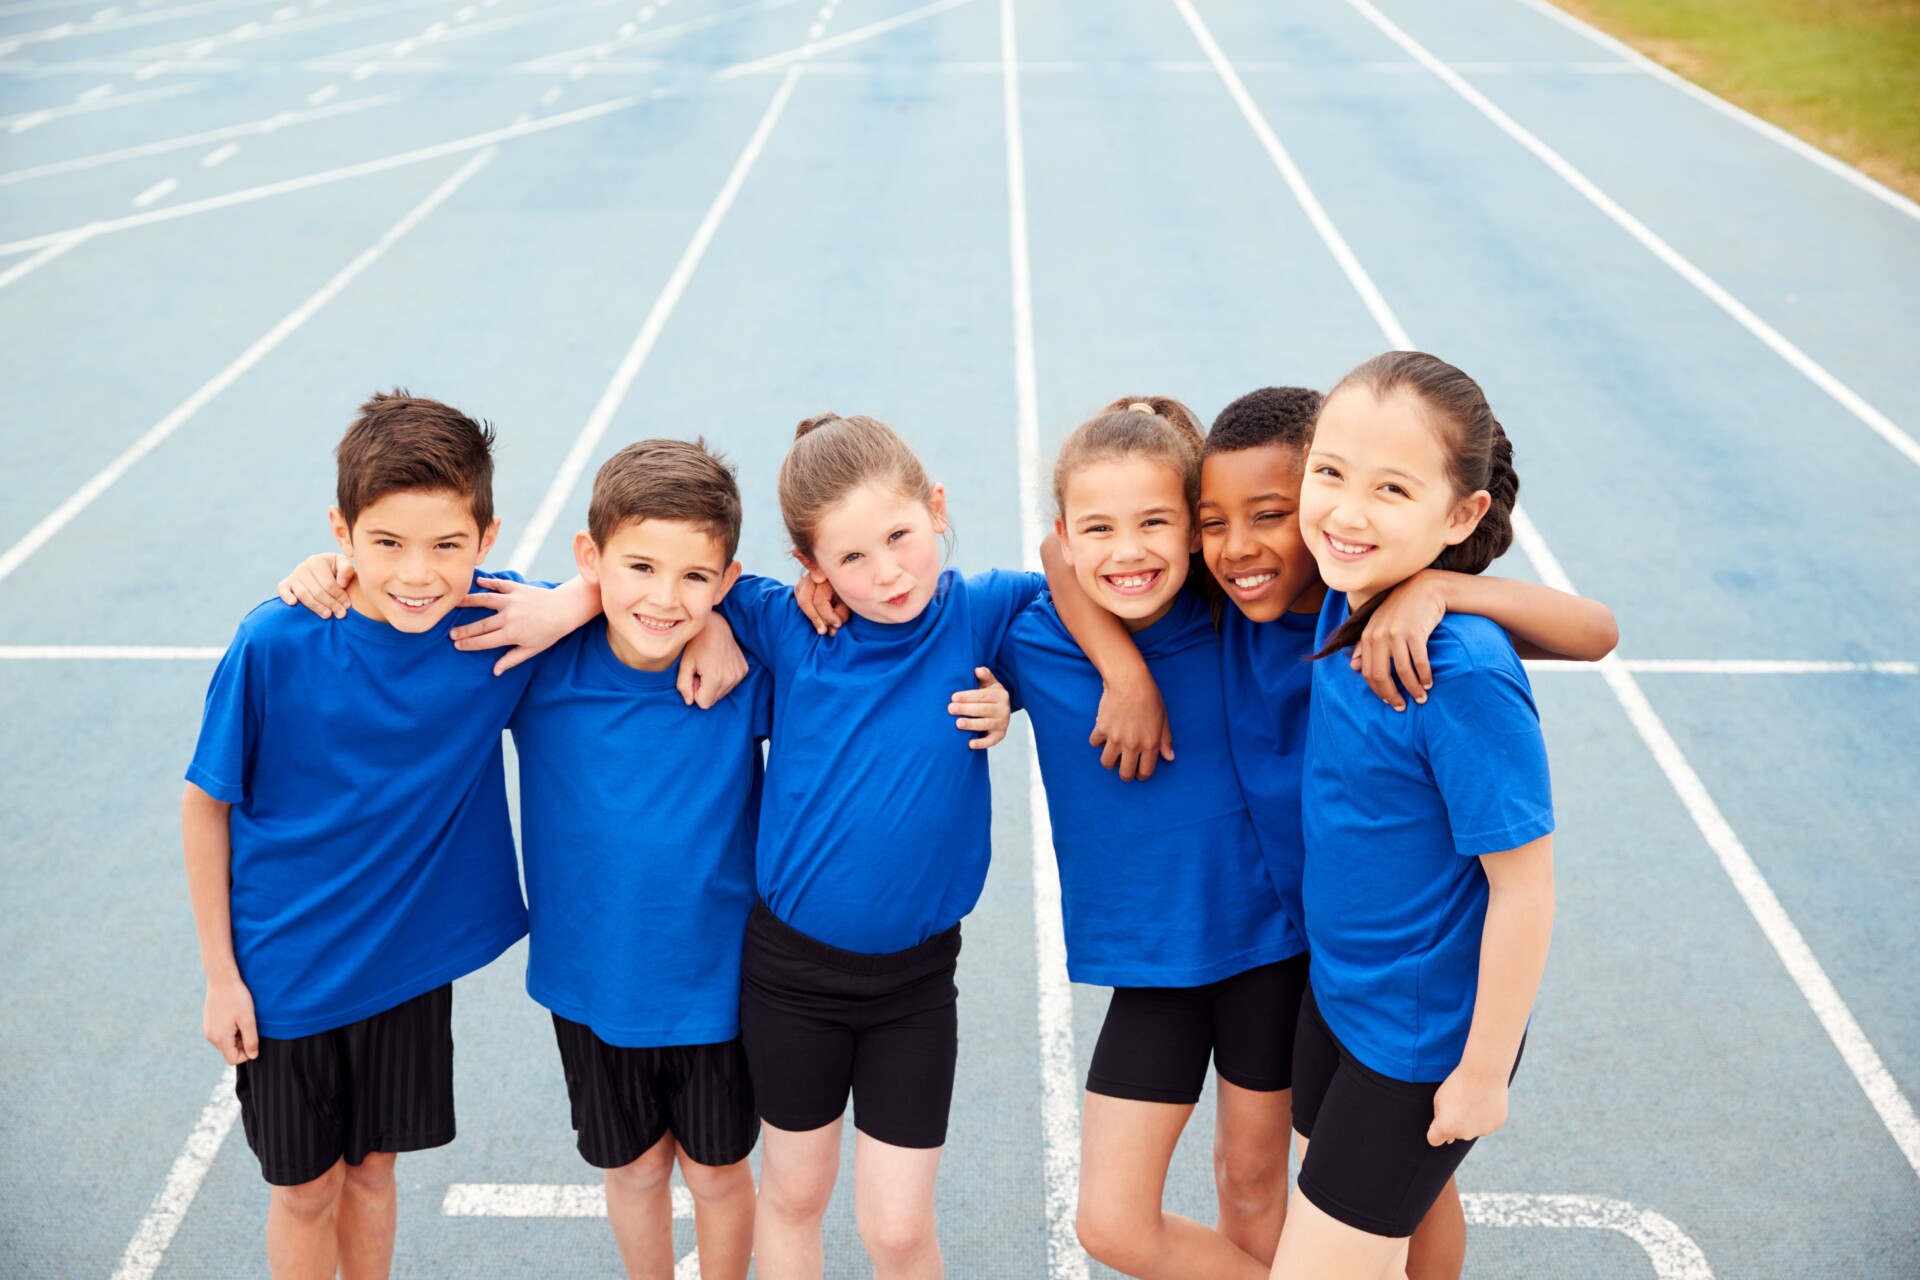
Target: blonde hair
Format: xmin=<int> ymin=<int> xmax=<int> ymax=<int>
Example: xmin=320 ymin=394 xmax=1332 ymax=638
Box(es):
xmin=777 ymin=412 xmax=935 ymax=561
xmin=1051 ymin=395 xmax=1204 ymax=515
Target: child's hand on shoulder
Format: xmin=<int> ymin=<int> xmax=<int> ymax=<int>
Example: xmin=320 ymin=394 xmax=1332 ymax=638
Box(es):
xmin=1091 ymin=673 xmax=1175 ymax=781
xmin=1427 ymin=1061 xmax=1508 ymax=1147
xmin=203 ymin=974 xmax=259 ymax=1065
xmin=451 ymin=578 xmax=573 ymax=675
xmin=793 ymin=570 xmax=850 ymax=636
xmin=277 ymin=553 xmax=354 ymax=619
xmin=1353 ymin=569 xmax=1448 ymax=711
xmin=680 ymin=613 xmax=748 ymax=708
xmin=951 ymin=668 xmax=1011 ymax=749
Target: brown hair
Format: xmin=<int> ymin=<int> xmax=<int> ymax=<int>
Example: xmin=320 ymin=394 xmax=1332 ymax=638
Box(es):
xmin=777 ymin=412 xmax=934 ymax=561
xmin=588 ymin=438 xmax=742 ymax=559
xmin=335 ymin=390 xmax=495 ymax=533
xmin=1312 ymin=351 xmax=1520 ymax=658
xmin=1051 ymin=395 xmax=1204 ymax=515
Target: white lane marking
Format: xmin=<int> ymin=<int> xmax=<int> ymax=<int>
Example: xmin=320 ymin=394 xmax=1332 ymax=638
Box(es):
xmin=1001 ymin=4 xmax=1086 ymax=1276
xmin=7 ymin=0 xmax=280 ymax=46
xmin=507 ymin=67 xmax=801 ymax=573
xmin=199 ymin=140 xmax=240 ymax=166
xmin=1514 ymin=521 xmax=1920 ymax=1181
xmin=131 ymin=176 xmax=179 ymax=206
xmin=77 ymin=81 xmax=115 ymax=101
xmin=1513 ymin=0 xmax=1920 ymax=223
xmin=454 ymin=2 xmax=473 ymax=17
xmin=0 ymin=149 xmax=494 ymax=589
xmin=1344 ymin=0 xmax=1920 ymax=473
xmin=110 ymin=1067 xmax=240 ymax=1280
xmin=0 ymin=646 xmax=227 ymax=659
xmin=0 ymin=92 xmax=396 ymax=187
xmin=1462 ymin=1194 xmax=1712 ymax=1280
xmin=517 ymin=0 xmax=798 ymax=71
xmin=443 ymin=1182 xmax=701 ymax=1275
xmin=568 ymin=61 xmax=587 ymax=78
xmin=1 ymin=79 xmax=202 ymax=131
xmin=1179 ymin=0 xmax=1920 ymax=1187
xmin=0 ymin=92 xmax=647 ymax=256
xmin=351 ymin=59 xmax=375 ymax=76
xmin=1170 ymin=0 xmax=1409 ymax=347
xmin=0 ymin=230 xmax=94 ymax=292
xmin=307 ymin=82 xmax=338 ymax=103
xmin=539 ymin=84 xmax=561 ymax=106
xmin=134 ymin=60 xmax=168 ymax=77
xmin=716 ymin=0 xmax=978 ymax=80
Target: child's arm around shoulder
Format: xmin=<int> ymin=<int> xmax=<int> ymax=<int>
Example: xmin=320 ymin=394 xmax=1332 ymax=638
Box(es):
xmin=1356 ymin=570 xmax=1618 ymax=711
xmin=1040 ymin=533 xmax=1174 ymax=781
xmin=182 ymin=783 xmax=257 ymax=1065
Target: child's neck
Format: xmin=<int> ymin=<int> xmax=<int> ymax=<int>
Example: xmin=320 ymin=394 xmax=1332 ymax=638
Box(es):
xmin=604 ymin=624 xmax=686 ymax=673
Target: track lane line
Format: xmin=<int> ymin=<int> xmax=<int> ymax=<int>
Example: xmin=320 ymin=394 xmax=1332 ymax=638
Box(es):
xmin=110 ymin=1066 xmax=240 ymax=1280
xmin=0 ymin=149 xmax=496 ymax=588
xmin=1512 ymin=0 xmax=1920 ymax=223
xmin=1174 ymin=0 xmax=1920 ymax=1186
xmin=1342 ymin=0 xmax=1920 ymax=473
xmin=506 ymin=65 xmax=804 ymax=573
xmin=998 ymin=2 xmax=1085 ymax=1276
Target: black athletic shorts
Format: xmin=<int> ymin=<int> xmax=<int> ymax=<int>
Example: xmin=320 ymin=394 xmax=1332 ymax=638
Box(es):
xmin=1291 ymin=984 xmax=1525 ymax=1238
xmin=550 ymin=1015 xmax=759 ymax=1169
xmin=1087 ymin=951 xmax=1310 ymax=1104
xmin=234 ymin=984 xmax=454 ymax=1187
xmin=738 ymin=901 xmax=961 ymax=1150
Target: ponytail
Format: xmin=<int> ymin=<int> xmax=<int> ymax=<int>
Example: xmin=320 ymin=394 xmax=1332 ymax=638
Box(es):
xmin=1312 ymin=351 xmax=1520 ymax=659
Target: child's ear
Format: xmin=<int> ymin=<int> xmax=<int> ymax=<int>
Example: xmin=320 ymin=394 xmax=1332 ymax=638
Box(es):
xmin=574 ymin=531 xmax=602 ymax=584
xmin=476 ymin=516 xmax=501 ymax=563
xmin=328 ymin=507 xmax=353 ymax=557
xmin=714 ymin=560 xmax=743 ymax=602
xmin=1442 ymin=489 xmax=1493 ymax=547
xmin=1188 ymin=519 xmax=1203 ymax=555
xmin=791 ymin=548 xmax=827 ymax=584
xmin=1052 ymin=516 xmax=1074 ymax=566
xmin=928 ymin=482 xmax=949 ymax=535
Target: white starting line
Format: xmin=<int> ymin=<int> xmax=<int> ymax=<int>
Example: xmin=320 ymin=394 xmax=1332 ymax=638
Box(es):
xmin=443 ymin=1183 xmax=701 ymax=1280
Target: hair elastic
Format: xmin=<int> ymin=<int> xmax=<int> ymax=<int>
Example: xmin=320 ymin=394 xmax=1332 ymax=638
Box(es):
xmin=1127 ymin=402 xmax=1155 ymax=415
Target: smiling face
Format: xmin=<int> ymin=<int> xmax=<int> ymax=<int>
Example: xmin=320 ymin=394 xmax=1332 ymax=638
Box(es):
xmin=577 ymin=518 xmax=740 ymax=671
xmin=1198 ymin=443 xmax=1324 ymax=622
xmin=804 ymin=482 xmax=949 ymax=625
xmin=1298 ymin=385 xmax=1490 ymax=607
xmin=329 ymin=488 xmax=498 ymax=632
xmin=1056 ymin=456 xmax=1194 ymax=633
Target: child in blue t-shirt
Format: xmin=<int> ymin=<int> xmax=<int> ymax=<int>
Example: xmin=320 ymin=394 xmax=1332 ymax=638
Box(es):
xmin=183 ymin=392 xmax=536 ymax=1277
xmin=1047 ymin=388 xmax=1614 ymax=1280
xmin=997 ymin=397 xmax=1307 ymax=1280
xmin=1276 ymin=351 xmax=1558 ymax=1276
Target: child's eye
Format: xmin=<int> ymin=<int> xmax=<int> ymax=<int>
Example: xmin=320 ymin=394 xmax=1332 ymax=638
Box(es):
xmin=1256 ymin=509 xmax=1294 ymax=524
xmin=888 ymin=529 xmax=908 ymax=543
xmin=686 ymin=572 xmax=709 ymax=583
xmin=841 ymin=552 xmax=862 ymax=566
xmin=1379 ymin=484 xmax=1407 ymax=498
xmin=1199 ymin=519 xmax=1223 ymax=533
xmin=1313 ymin=465 xmax=1341 ymax=479
xmin=631 ymin=562 xmax=653 ymax=574
xmin=375 ymin=538 xmax=400 ymax=548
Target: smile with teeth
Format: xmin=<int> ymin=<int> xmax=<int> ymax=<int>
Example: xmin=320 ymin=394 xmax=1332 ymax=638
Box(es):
xmin=1325 ymin=533 xmax=1374 ymax=557
xmin=389 ymin=592 xmax=440 ymax=610
xmin=634 ymin=614 xmax=681 ymax=634
xmin=1103 ymin=569 xmax=1162 ymax=595
xmin=1229 ymin=571 xmax=1276 ymax=591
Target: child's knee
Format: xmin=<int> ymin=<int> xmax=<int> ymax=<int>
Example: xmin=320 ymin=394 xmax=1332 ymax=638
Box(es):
xmin=1213 ymin=1137 xmax=1286 ymax=1214
xmin=856 ymin=1201 xmax=937 ymax=1271
xmin=1074 ymin=1197 xmax=1151 ymax=1273
xmin=342 ymin=1151 xmax=396 ymax=1192
xmin=273 ymin=1162 xmax=346 ymax=1219
xmin=762 ymin=1160 xmax=835 ymax=1221
xmin=679 ymin=1156 xmax=753 ymax=1206
xmin=607 ymin=1139 xmax=676 ymax=1196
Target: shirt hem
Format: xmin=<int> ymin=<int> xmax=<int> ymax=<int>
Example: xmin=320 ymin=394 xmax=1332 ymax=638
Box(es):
xmin=530 ymin=986 xmax=740 ymax=1049
xmin=251 ymin=921 xmax=526 ymax=1040
xmin=184 ymin=764 xmax=242 ymax=804
xmin=1068 ymin=938 xmax=1306 ymax=990
xmin=1452 ymin=813 xmax=1556 ymax=858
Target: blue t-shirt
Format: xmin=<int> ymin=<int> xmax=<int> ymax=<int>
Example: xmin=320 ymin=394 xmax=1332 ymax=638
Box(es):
xmin=185 ymin=575 xmax=536 ymax=1039
xmin=1303 ymin=593 xmax=1554 ymax=1082
xmin=1218 ymin=604 xmax=1318 ymax=941
xmin=995 ymin=590 xmax=1302 ymax=987
xmin=509 ymin=618 xmax=772 ymax=1048
xmin=722 ymin=568 xmax=1043 ymax=954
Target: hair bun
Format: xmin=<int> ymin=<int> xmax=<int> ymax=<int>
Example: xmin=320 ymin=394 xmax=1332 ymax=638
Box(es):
xmin=794 ymin=412 xmax=842 ymax=440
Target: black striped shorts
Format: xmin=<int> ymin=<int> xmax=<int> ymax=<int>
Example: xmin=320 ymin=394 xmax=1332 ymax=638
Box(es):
xmin=551 ymin=1014 xmax=759 ymax=1169
xmin=234 ymin=983 xmax=455 ymax=1187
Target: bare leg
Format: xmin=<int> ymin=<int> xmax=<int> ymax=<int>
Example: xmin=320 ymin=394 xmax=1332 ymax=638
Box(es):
xmin=266 ymin=1159 xmax=345 ymax=1280
xmin=852 ymin=1128 xmax=944 ymax=1280
xmin=1406 ymin=1177 xmax=1466 ymax=1280
xmin=336 ymin=1152 xmax=398 ymax=1280
xmin=1212 ymin=1082 xmax=1292 ymax=1266
xmin=1077 ymin=1091 xmax=1267 ymax=1280
xmin=604 ymin=1133 xmax=678 ymax=1280
xmin=1270 ymin=1189 xmax=1409 ymax=1280
xmin=754 ymin=1118 xmax=842 ymax=1280
xmin=677 ymin=1150 xmax=756 ymax=1280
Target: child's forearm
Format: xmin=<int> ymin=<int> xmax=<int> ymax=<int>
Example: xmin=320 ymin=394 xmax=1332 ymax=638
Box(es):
xmin=1431 ymin=572 xmax=1617 ymax=662
xmin=182 ymin=784 xmax=240 ymax=982
xmin=1460 ymin=834 xmax=1554 ymax=1079
xmin=546 ymin=575 xmax=602 ymax=631
xmin=1041 ymin=533 xmax=1148 ymax=686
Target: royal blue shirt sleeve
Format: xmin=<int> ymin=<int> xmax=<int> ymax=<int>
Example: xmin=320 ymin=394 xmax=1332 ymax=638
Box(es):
xmin=1421 ymin=666 xmax=1555 ymax=857
xmin=186 ymin=611 xmax=270 ymax=804
xmin=966 ymin=569 xmax=1047 ymax=660
xmin=720 ymin=573 xmax=811 ymax=670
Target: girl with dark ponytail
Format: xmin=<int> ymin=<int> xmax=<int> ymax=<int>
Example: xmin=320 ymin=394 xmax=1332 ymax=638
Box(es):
xmin=1276 ymin=352 xmax=1560 ymax=1276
